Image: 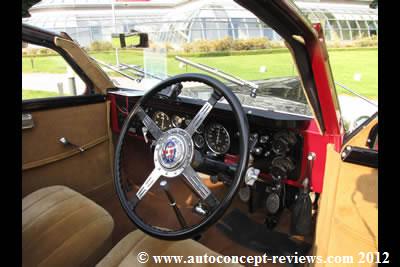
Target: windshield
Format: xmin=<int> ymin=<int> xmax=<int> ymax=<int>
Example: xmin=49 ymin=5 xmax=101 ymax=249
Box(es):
xmin=22 ymin=0 xmax=377 ymax=123
xmin=87 ymin=0 xmax=311 ymax=117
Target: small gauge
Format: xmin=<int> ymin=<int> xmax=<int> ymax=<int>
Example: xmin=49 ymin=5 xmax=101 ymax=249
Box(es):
xmin=239 ymin=186 xmax=251 ymax=202
xmin=152 ymin=111 xmax=171 ymax=131
xmin=172 ymin=115 xmax=184 ymax=128
xmin=193 ymin=134 xmax=205 ymax=149
xmin=205 ymin=123 xmax=230 ymax=154
xmin=196 ymin=124 xmax=205 ymax=134
xmin=184 ymin=118 xmax=192 ymax=127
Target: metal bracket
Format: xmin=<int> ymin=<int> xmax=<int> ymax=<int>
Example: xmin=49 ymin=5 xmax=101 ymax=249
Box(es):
xmin=22 ymin=113 xmax=34 ymax=130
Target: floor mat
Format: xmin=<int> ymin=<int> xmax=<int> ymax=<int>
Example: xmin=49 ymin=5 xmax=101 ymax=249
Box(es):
xmin=217 ymin=209 xmax=312 ymax=259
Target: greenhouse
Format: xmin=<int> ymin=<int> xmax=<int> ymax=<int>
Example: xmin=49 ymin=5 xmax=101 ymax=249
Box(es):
xmin=23 ymin=0 xmax=378 ymax=47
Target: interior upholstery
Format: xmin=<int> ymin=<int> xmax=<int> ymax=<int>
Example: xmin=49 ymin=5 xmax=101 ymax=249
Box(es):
xmin=22 ymin=102 xmax=114 ymax=204
xmin=97 ymin=230 xmax=242 ymax=267
xmin=313 ymin=118 xmax=378 ymax=266
xmin=22 ymin=185 xmax=114 ymax=267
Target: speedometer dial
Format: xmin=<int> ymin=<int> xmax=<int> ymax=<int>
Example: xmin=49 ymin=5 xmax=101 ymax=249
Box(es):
xmin=205 ymin=123 xmax=230 ymax=154
xmin=152 ymin=111 xmax=171 ymax=131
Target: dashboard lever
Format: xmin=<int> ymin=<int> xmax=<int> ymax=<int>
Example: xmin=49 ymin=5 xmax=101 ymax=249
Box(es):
xmin=244 ymin=167 xmax=264 ymax=186
xmin=142 ymin=127 xmax=149 ymax=143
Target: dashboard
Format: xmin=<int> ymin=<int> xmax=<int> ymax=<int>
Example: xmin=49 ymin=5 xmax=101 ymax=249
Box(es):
xmin=108 ymin=89 xmax=328 ymax=222
xmin=110 ymin=91 xmax=308 ymax=181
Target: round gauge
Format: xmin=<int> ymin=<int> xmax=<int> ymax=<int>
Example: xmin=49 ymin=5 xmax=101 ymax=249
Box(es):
xmin=184 ymin=118 xmax=192 ymax=127
xmin=205 ymin=123 xmax=230 ymax=154
xmin=239 ymin=186 xmax=251 ymax=202
xmin=172 ymin=115 xmax=184 ymax=128
xmin=193 ymin=134 xmax=205 ymax=149
xmin=196 ymin=124 xmax=205 ymax=134
xmin=152 ymin=111 xmax=171 ymax=131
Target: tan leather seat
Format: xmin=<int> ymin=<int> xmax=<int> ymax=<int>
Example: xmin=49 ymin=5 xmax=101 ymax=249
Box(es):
xmin=22 ymin=185 xmax=114 ymax=267
xmin=97 ymin=230 xmax=242 ymax=267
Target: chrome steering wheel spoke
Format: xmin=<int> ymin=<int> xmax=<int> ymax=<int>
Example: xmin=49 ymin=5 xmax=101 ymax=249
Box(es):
xmin=182 ymin=166 xmax=220 ymax=209
xmin=136 ymin=106 xmax=163 ymax=140
xmin=136 ymin=168 xmax=161 ymax=200
xmin=185 ymin=91 xmax=222 ymax=136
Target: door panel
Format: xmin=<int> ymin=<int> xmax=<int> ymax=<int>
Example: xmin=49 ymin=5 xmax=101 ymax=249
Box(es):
xmin=313 ymin=118 xmax=378 ymax=266
xmin=22 ymin=100 xmax=114 ymax=203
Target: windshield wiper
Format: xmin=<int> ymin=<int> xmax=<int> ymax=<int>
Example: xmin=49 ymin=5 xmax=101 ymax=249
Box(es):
xmin=175 ymin=56 xmax=259 ymax=98
xmin=119 ymin=63 xmax=169 ymax=81
xmin=335 ymin=82 xmax=378 ymax=108
xmin=92 ymin=57 xmax=169 ymax=83
xmin=91 ymin=57 xmax=142 ymax=81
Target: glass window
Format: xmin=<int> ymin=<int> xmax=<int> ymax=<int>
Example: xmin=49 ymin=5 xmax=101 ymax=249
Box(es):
xmin=342 ymin=30 xmax=351 ymax=40
xmin=324 ymin=12 xmax=335 ymax=19
xmin=352 ymin=29 xmax=361 ymax=39
xmin=348 ymin=20 xmax=358 ymax=29
xmin=263 ymin=27 xmax=274 ymax=40
xmin=190 ymin=21 xmax=204 ymax=41
xmin=338 ymin=20 xmax=350 ymax=29
xmin=358 ymin=21 xmax=368 ymax=29
xmin=247 ymin=19 xmax=260 ymax=38
xmin=205 ymin=21 xmax=219 ymax=40
xmin=231 ymin=18 xmax=248 ymax=39
xmin=367 ymin=20 xmax=377 ymax=36
xmin=22 ymin=44 xmax=87 ymax=100
xmin=329 ymin=20 xmax=340 ymax=29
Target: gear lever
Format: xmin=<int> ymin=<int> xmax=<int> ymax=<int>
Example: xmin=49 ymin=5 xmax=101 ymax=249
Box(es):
xmin=160 ymin=180 xmax=187 ymax=228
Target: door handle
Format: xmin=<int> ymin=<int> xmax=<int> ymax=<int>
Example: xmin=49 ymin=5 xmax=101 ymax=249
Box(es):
xmin=22 ymin=113 xmax=34 ymax=130
xmin=59 ymin=137 xmax=85 ymax=152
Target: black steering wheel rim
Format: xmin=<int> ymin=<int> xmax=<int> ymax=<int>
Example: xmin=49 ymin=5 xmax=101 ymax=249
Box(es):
xmin=114 ymin=73 xmax=249 ymax=240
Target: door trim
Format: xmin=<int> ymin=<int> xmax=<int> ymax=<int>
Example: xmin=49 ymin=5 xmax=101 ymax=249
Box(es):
xmin=22 ymin=94 xmax=106 ymax=112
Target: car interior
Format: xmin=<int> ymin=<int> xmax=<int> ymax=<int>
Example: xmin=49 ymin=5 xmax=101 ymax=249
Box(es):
xmin=21 ymin=1 xmax=378 ymax=266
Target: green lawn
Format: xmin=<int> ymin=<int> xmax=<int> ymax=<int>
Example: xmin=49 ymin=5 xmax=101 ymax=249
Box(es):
xmin=22 ymin=89 xmax=60 ymax=100
xmin=329 ymin=49 xmax=377 ymax=99
xmin=22 ymin=48 xmax=378 ymax=99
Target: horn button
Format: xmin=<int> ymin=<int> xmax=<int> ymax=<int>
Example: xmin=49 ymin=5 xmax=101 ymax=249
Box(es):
xmin=154 ymin=128 xmax=194 ymax=177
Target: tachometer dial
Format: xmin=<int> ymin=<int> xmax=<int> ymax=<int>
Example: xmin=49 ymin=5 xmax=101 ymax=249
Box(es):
xmin=172 ymin=115 xmax=184 ymax=128
xmin=205 ymin=123 xmax=230 ymax=154
xmin=152 ymin=111 xmax=171 ymax=131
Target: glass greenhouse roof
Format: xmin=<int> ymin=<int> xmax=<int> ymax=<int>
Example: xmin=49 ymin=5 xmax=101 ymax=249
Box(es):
xmin=23 ymin=0 xmax=378 ymax=46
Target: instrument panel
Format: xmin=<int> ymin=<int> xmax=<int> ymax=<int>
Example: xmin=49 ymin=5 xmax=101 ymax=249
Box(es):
xmin=150 ymin=110 xmax=232 ymax=155
xmin=112 ymin=94 xmax=305 ymax=181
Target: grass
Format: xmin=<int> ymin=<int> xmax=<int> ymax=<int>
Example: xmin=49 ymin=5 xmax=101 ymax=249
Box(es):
xmin=22 ymin=89 xmax=62 ymax=100
xmin=22 ymin=48 xmax=378 ymax=99
xmin=328 ymin=49 xmax=377 ymax=99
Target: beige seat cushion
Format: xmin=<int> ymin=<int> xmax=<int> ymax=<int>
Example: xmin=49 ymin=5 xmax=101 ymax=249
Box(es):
xmin=97 ymin=230 xmax=242 ymax=267
xmin=22 ymin=185 xmax=114 ymax=267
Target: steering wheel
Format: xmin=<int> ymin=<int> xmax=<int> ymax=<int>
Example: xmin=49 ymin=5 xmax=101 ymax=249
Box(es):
xmin=114 ymin=73 xmax=249 ymax=240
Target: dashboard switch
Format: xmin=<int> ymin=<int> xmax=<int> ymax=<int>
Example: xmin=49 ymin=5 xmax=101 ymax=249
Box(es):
xmin=245 ymin=167 xmax=261 ymax=186
xmin=142 ymin=126 xmax=149 ymax=143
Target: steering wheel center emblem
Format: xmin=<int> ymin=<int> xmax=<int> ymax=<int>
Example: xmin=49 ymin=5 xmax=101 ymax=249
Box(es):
xmin=162 ymin=141 xmax=177 ymax=164
xmin=157 ymin=134 xmax=187 ymax=170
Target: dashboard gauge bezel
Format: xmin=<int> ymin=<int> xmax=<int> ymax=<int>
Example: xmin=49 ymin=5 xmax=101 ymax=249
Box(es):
xmin=193 ymin=133 xmax=205 ymax=149
xmin=171 ymin=114 xmax=184 ymax=128
xmin=204 ymin=122 xmax=231 ymax=154
xmin=152 ymin=111 xmax=171 ymax=131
